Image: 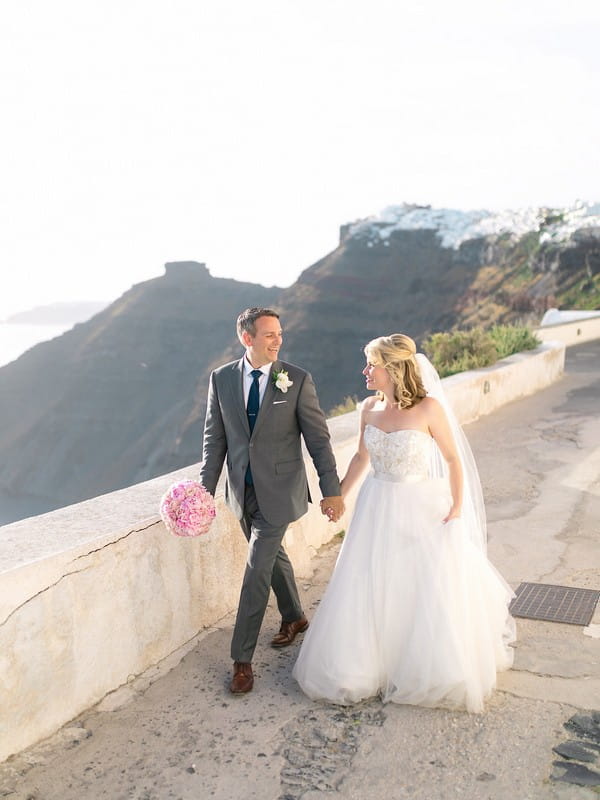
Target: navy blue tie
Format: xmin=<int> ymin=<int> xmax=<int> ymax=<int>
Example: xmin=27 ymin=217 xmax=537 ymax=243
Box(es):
xmin=245 ymin=369 xmax=262 ymax=484
xmin=247 ymin=369 xmax=262 ymax=432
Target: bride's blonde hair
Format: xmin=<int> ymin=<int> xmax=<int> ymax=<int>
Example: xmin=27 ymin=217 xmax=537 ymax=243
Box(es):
xmin=364 ymin=333 xmax=427 ymax=409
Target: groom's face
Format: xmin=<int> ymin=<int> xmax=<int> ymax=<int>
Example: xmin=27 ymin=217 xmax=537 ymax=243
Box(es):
xmin=243 ymin=315 xmax=283 ymax=367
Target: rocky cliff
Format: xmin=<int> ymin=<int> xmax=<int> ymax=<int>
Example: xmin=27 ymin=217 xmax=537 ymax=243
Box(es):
xmin=264 ymin=202 xmax=600 ymax=408
xmin=0 ymin=262 xmax=278 ymax=517
xmin=1 ymin=203 xmax=598 ymax=523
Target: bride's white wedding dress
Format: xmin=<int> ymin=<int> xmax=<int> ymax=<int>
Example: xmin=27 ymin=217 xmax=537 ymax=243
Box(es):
xmin=293 ymin=424 xmax=516 ymax=713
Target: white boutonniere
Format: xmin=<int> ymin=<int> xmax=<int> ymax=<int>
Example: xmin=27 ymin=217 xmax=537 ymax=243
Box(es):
xmin=273 ymin=369 xmax=293 ymax=393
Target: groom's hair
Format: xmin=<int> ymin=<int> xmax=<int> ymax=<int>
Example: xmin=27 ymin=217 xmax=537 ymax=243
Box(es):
xmin=237 ymin=307 xmax=280 ymax=338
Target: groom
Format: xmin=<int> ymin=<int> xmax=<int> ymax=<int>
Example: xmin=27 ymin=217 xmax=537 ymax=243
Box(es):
xmin=199 ymin=307 xmax=344 ymax=694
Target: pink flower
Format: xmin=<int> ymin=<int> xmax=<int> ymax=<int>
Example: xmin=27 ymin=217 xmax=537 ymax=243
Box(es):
xmin=160 ymin=481 xmax=216 ymax=537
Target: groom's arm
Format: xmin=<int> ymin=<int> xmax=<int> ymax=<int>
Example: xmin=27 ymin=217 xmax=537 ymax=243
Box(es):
xmin=199 ymin=371 xmax=227 ymax=496
xmin=295 ymin=371 xmax=341 ymax=500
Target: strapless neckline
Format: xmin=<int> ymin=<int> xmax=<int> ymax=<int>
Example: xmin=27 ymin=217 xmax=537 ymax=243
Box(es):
xmin=365 ymin=423 xmax=431 ymax=439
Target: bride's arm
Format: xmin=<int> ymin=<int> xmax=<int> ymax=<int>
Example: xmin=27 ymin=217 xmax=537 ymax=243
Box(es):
xmin=340 ymin=399 xmax=373 ymax=499
xmin=426 ymin=397 xmax=464 ymax=522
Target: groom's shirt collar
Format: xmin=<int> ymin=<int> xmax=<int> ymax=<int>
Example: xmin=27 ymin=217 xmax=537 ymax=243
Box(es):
xmin=242 ymin=357 xmax=273 ymax=406
xmin=242 ymin=356 xmax=273 ymax=378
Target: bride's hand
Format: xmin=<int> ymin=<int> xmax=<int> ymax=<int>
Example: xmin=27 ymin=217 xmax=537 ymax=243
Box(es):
xmin=443 ymin=506 xmax=461 ymax=524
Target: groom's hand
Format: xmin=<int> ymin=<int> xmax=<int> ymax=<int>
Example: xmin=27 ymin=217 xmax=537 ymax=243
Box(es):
xmin=320 ymin=496 xmax=345 ymax=523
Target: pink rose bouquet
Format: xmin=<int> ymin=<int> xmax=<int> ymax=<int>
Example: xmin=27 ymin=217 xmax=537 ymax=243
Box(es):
xmin=160 ymin=480 xmax=216 ymax=537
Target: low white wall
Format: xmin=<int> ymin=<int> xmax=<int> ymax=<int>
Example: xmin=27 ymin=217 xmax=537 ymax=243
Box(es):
xmin=0 ymin=341 xmax=566 ymax=762
xmin=442 ymin=341 xmax=566 ymax=425
xmin=535 ymin=314 xmax=600 ymax=347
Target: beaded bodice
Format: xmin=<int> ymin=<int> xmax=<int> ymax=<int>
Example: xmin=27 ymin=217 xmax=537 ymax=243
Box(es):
xmin=364 ymin=424 xmax=432 ymax=482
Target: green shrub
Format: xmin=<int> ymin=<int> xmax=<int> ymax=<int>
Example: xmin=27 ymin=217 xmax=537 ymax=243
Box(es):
xmin=489 ymin=325 xmax=540 ymax=360
xmin=423 ymin=325 xmax=540 ymax=378
xmin=422 ymin=328 xmax=497 ymax=377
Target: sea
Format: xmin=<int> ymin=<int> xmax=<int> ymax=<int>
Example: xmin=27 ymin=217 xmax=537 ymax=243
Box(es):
xmin=0 ymin=321 xmax=72 ymax=368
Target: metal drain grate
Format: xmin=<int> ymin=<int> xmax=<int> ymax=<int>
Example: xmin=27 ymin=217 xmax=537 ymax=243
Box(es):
xmin=510 ymin=583 xmax=600 ymax=626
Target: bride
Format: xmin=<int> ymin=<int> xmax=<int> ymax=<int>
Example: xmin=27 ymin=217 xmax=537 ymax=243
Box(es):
xmin=293 ymin=334 xmax=515 ymax=712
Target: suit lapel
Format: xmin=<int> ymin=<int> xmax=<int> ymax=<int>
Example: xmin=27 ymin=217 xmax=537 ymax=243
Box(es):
xmin=251 ymin=360 xmax=278 ymax=439
xmin=229 ymin=357 xmax=250 ymax=434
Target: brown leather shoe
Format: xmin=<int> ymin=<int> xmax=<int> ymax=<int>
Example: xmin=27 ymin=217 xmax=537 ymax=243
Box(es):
xmin=271 ymin=616 xmax=309 ymax=648
xmin=230 ymin=661 xmax=254 ymax=694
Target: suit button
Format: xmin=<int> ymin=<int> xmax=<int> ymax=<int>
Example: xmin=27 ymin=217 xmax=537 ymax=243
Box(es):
xmin=249 ymin=443 xmax=254 ymax=448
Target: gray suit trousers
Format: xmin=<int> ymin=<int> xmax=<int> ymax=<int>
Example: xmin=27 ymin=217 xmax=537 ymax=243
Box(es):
xmin=230 ymin=485 xmax=303 ymax=663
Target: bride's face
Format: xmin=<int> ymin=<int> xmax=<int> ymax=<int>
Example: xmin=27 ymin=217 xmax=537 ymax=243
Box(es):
xmin=363 ymin=361 xmax=393 ymax=393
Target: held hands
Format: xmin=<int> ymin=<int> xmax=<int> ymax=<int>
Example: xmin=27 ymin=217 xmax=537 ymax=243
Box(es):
xmin=320 ymin=496 xmax=345 ymax=523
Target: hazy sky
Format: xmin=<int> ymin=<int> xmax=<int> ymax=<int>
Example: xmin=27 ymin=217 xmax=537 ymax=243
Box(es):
xmin=1 ymin=0 xmax=599 ymax=319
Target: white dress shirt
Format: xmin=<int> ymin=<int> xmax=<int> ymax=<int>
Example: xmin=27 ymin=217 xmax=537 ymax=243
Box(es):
xmin=242 ymin=358 xmax=272 ymax=409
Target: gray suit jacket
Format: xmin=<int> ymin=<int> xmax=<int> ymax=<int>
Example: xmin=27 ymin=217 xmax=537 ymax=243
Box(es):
xmin=199 ymin=358 xmax=340 ymax=526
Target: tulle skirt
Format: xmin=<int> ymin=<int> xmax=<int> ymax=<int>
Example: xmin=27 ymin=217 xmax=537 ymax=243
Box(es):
xmin=293 ymin=474 xmax=516 ymax=713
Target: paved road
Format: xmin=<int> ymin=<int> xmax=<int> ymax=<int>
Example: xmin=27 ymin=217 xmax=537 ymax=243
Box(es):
xmin=2 ymin=340 xmax=599 ymax=800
